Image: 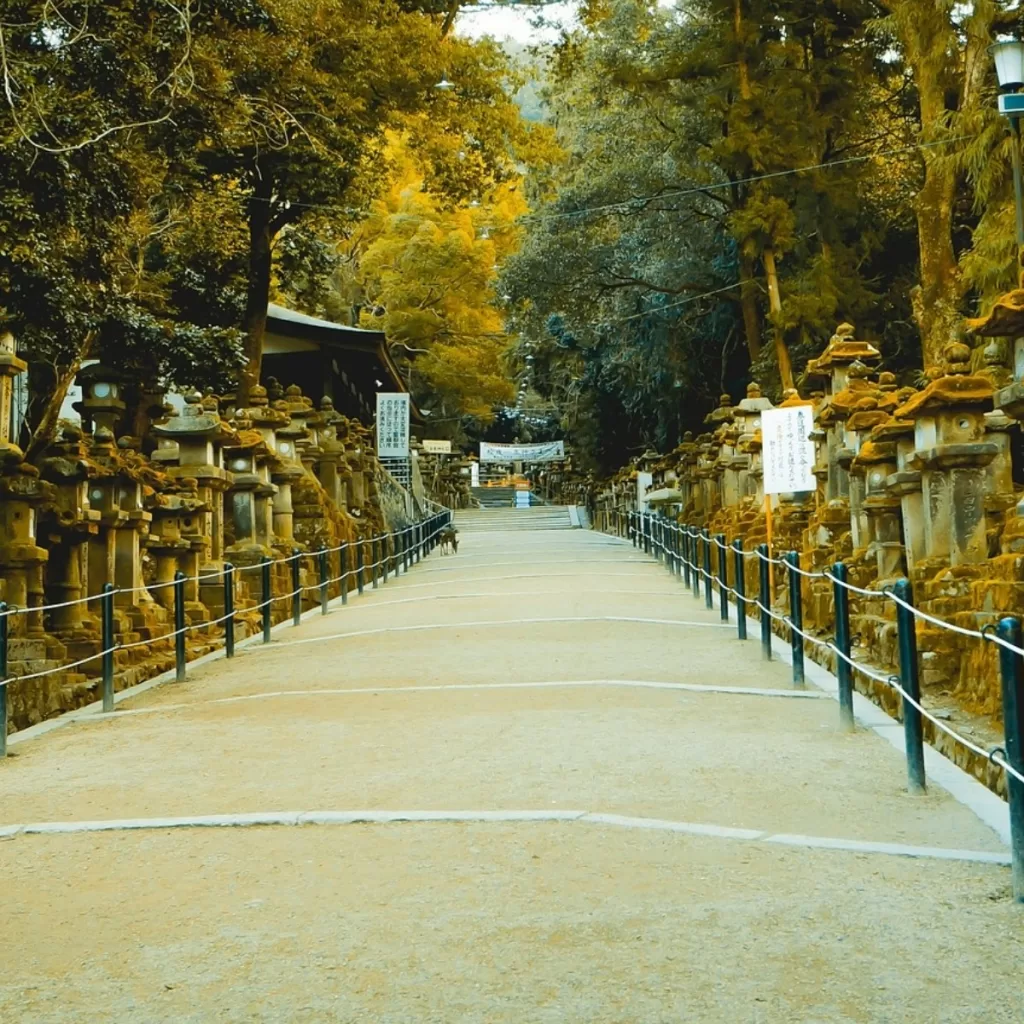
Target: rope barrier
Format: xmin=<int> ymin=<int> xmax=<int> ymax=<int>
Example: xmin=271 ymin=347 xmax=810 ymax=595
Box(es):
xmin=0 ymin=512 xmax=453 ymax=694
xmin=626 ymin=510 xmax=1024 ymax=792
xmin=0 ymin=528 xmax=422 ymax=619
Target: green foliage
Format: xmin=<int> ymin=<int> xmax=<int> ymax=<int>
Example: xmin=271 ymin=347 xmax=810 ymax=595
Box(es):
xmin=503 ymin=0 xmax=938 ymax=471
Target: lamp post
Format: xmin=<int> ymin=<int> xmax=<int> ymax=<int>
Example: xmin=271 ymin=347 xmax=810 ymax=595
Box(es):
xmin=991 ymin=40 xmax=1024 ymax=251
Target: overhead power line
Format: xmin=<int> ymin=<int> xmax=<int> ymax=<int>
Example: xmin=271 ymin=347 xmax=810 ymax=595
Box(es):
xmin=523 ymin=135 xmax=975 ymax=225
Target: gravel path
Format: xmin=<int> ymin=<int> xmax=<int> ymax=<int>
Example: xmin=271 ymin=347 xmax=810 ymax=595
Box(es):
xmin=0 ymin=525 xmax=1019 ymax=1021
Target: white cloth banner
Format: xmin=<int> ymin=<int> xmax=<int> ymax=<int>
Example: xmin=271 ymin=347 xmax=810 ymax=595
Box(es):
xmin=376 ymin=393 xmax=410 ymax=457
xmin=762 ymin=406 xmax=816 ymax=494
xmin=479 ymin=440 xmax=565 ymax=463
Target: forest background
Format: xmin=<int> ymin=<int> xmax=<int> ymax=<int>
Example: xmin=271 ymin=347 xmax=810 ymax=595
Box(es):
xmin=3 ymin=1 xmax=1024 ymax=473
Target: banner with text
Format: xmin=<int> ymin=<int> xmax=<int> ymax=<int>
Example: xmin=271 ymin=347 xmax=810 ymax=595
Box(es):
xmin=762 ymin=406 xmax=816 ymax=494
xmin=421 ymin=439 xmax=452 ymax=454
xmin=376 ymin=393 xmax=410 ymax=457
xmin=479 ymin=440 xmax=565 ymax=463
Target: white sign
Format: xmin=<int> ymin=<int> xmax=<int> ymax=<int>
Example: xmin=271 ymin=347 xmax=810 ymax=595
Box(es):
xmin=471 ymin=461 xmax=480 ymax=487
xmin=479 ymin=440 xmax=565 ymax=463
xmin=637 ymin=471 xmax=653 ymax=511
xmin=762 ymin=406 xmax=816 ymax=494
xmin=421 ymin=439 xmax=452 ymax=455
xmin=376 ymin=393 xmax=410 ymax=457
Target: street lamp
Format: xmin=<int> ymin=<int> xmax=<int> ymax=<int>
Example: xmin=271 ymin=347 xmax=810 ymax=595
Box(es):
xmin=990 ymin=39 xmax=1024 ymax=249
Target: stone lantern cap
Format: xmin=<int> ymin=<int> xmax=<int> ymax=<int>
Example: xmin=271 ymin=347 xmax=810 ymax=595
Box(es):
xmin=153 ymin=393 xmax=225 ymax=439
xmin=805 ymin=323 xmax=881 ymax=379
xmin=705 ymin=393 xmax=735 ymax=426
xmin=777 ymin=387 xmax=812 ymax=409
xmin=894 ymin=343 xmax=994 ymax=419
xmin=966 ymin=281 xmax=1024 ymax=338
xmin=736 ymin=381 xmax=772 ymax=413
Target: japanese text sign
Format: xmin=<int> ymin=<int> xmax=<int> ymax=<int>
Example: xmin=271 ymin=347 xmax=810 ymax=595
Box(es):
xmin=761 ymin=406 xmax=816 ymax=495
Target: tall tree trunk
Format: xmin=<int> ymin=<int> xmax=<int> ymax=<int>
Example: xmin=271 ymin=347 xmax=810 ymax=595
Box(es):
xmin=887 ymin=0 xmax=997 ymax=368
xmin=912 ymin=60 xmax=960 ymax=369
xmin=734 ymin=0 xmax=751 ymax=101
xmin=738 ymin=254 xmax=762 ymax=361
xmin=762 ymin=247 xmax=794 ymax=392
xmin=240 ymin=201 xmax=274 ymax=408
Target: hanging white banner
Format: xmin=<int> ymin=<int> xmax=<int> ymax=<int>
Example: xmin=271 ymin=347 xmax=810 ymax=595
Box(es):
xmin=762 ymin=406 xmax=816 ymax=494
xmin=376 ymin=393 xmax=410 ymax=457
xmin=479 ymin=440 xmax=565 ymax=463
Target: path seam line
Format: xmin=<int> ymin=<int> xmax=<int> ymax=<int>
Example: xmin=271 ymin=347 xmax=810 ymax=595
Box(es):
xmin=0 ymin=809 xmax=1007 ymax=865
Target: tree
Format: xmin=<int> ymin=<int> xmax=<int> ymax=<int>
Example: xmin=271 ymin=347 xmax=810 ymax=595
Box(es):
xmin=0 ymin=1 xmax=254 ymax=454
xmin=873 ymin=0 xmax=1019 ymax=367
xmin=503 ymin=1 xmax=917 ymax=468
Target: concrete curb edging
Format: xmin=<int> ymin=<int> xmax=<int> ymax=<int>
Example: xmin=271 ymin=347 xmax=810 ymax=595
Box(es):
xmin=0 ymin=808 xmax=1008 ymax=865
xmin=742 ymin=610 xmax=1013 ymax=848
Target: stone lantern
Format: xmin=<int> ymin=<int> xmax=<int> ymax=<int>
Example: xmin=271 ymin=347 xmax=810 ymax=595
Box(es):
xmin=894 ymin=342 xmax=998 ymax=566
xmin=0 ymin=332 xmax=27 ymax=460
xmin=151 ymin=393 xmax=236 ymax=616
xmin=223 ymin=429 xmax=272 ymax=564
xmin=73 ymin=364 xmax=128 ymax=436
xmin=37 ymin=426 xmax=102 ymax=643
xmin=732 ymin=383 xmax=772 ymax=504
xmin=805 ymin=325 xmax=881 ymax=502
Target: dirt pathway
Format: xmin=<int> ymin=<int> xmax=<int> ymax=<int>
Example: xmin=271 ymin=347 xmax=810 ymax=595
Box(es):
xmin=1 ymin=525 xmax=1021 ymax=1022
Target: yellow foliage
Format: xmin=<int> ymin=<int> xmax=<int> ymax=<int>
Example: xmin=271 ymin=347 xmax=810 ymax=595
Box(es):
xmin=347 ymin=132 xmax=530 ymax=423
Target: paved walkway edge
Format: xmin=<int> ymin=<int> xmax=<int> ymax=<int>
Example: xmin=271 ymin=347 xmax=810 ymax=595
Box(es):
xmin=0 ymin=809 xmax=1009 ymax=865
xmin=738 ymin=609 xmax=1013 ymax=847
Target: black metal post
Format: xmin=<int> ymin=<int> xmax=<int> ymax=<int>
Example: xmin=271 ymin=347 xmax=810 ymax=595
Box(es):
xmin=996 ymin=616 xmax=1024 ymax=902
xmin=758 ymin=544 xmax=771 ymax=661
xmin=732 ymin=540 xmax=746 ymax=641
xmin=832 ymin=562 xmax=854 ymax=730
xmin=0 ymin=603 xmax=7 ymax=758
xmin=292 ymin=549 xmax=302 ymax=625
xmin=262 ymin=556 xmax=273 ymax=640
xmin=785 ymin=551 xmax=805 ymax=687
xmin=682 ymin=528 xmax=691 ymax=589
xmin=101 ymin=582 xmax=115 ymax=712
xmin=893 ymin=577 xmax=926 ymax=794
xmin=716 ymin=533 xmax=728 ymax=622
xmin=371 ymin=538 xmax=380 ymax=589
xmin=383 ymin=535 xmax=390 ymax=584
xmin=319 ymin=548 xmax=329 ymax=614
xmin=223 ymin=563 xmax=235 ymax=658
xmin=702 ymin=529 xmax=713 ymax=609
xmin=357 ymin=541 xmax=365 ymax=595
xmin=340 ymin=545 xmax=349 ymax=604
xmin=174 ymin=571 xmax=186 ymax=681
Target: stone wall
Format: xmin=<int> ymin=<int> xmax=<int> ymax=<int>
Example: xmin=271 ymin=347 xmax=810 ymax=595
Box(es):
xmin=0 ymin=360 xmax=440 ymax=734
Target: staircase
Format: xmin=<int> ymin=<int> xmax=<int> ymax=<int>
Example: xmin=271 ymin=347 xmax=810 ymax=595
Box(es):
xmin=454 ymin=506 xmax=580 ymax=532
xmin=472 ymin=486 xmax=518 ymax=509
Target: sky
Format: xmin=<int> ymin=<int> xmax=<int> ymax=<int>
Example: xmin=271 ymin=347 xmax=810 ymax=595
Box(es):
xmin=456 ymin=2 xmax=579 ymax=43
